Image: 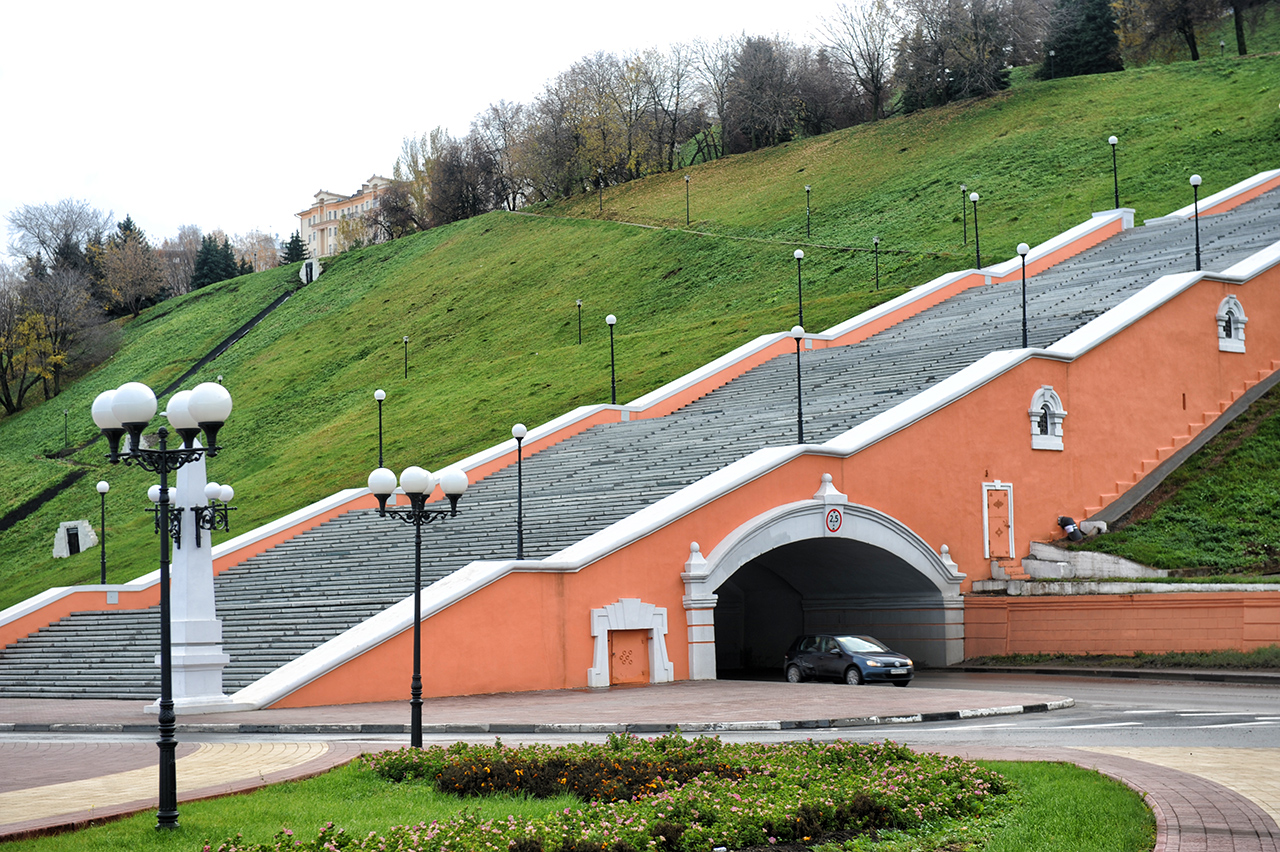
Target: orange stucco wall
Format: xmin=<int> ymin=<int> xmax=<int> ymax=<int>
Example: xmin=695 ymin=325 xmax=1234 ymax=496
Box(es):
xmin=0 ymin=586 xmax=160 ymax=650
xmin=270 ymin=242 xmax=1280 ymax=706
xmin=964 ymin=594 xmax=1280 ymax=656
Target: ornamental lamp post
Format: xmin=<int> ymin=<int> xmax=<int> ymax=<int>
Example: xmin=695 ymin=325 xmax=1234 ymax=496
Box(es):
xmin=1190 ymin=174 xmax=1203 ymax=271
xmin=91 ymin=379 xmax=232 ymax=831
xmin=403 ymin=336 xmax=409 ymax=379
xmin=970 ymin=192 xmax=982 ymax=268
xmin=366 ymin=464 xmax=468 ymax=748
xmin=597 ymin=167 xmax=604 ymax=212
xmin=1109 ymin=136 xmax=1119 ymax=209
xmin=606 ymin=314 xmax=618 ymax=404
xmin=512 ymin=423 xmax=527 ymax=559
xmin=684 ymin=174 xmax=690 ymax=226
xmin=804 ymin=185 xmax=811 ymax=238
xmin=96 ymin=480 xmax=109 ymax=584
xmin=374 ymin=389 xmax=386 ymax=468
xmin=961 ymin=184 xmax=968 ymax=245
xmin=1017 ymin=242 xmax=1031 ymax=348
xmin=790 ymin=325 xmax=805 ymax=445
xmin=576 ymin=300 xmax=583 ymax=345
xmin=794 ymin=249 xmax=805 ymax=326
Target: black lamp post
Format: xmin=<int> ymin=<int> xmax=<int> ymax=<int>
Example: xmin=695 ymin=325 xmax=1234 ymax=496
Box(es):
xmin=805 ymin=185 xmax=811 ymax=238
xmin=1017 ymin=242 xmax=1030 ymax=348
xmin=606 ymin=314 xmax=618 ymax=404
xmin=794 ymin=249 xmax=805 ymax=326
xmin=961 ymin=184 xmax=968 ymax=245
xmin=1049 ymin=49 xmax=1055 ymax=79
xmin=576 ymin=300 xmax=583 ymax=345
xmin=374 ymin=389 xmax=386 ymax=468
xmin=790 ymin=325 xmax=805 ymax=445
xmin=189 ymin=481 xmax=235 ymax=548
xmin=91 ymin=380 xmax=232 ymax=830
xmin=1190 ymin=174 xmax=1203 ymax=271
xmin=873 ymin=236 xmax=881 ymax=291
xmin=684 ymin=174 xmax=690 ymax=226
xmin=96 ymin=480 xmax=109 ymax=584
xmin=1220 ymin=39 xmax=1226 ymax=58
xmin=512 ymin=423 xmax=526 ymax=559
xmin=63 ymin=409 xmax=68 ymax=451
xmin=969 ymin=192 xmax=983 ymax=268
xmin=597 ymin=168 xmax=604 ymax=212
xmin=366 ymin=464 xmax=468 ymax=748
xmin=1109 ymin=136 xmax=1119 ymax=209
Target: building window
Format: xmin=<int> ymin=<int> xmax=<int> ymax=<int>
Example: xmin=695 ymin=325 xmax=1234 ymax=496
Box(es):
xmin=1217 ymin=295 xmax=1247 ymax=353
xmin=1028 ymin=385 xmax=1066 ymax=451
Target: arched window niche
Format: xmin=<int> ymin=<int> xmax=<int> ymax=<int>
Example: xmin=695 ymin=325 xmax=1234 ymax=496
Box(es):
xmin=1029 ymin=385 xmax=1066 ymax=451
xmin=1217 ymin=295 xmax=1247 ymax=353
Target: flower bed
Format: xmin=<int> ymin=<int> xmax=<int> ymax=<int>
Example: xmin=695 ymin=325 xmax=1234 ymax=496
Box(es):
xmin=206 ymin=733 xmax=1009 ymax=852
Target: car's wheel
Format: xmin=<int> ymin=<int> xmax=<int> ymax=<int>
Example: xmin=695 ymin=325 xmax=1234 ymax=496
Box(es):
xmin=786 ymin=665 xmax=803 ymax=683
xmin=893 ymin=681 xmax=910 ymax=688
xmin=844 ymin=667 xmax=863 ymax=685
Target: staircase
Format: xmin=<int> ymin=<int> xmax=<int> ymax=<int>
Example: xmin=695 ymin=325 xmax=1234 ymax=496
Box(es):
xmin=2 ymin=190 xmax=1278 ymax=699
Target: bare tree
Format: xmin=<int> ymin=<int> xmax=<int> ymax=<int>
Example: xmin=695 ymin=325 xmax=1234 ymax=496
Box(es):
xmin=100 ymin=231 xmax=163 ymax=318
xmin=692 ymin=36 xmax=741 ymax=160
xmin=1114 ymin=0 xmax=1221 ymax=61
xmin=232 ymin=231 xmax=279 ymax=272
xmin=5 ymin=199 xmax=113 ymax=268
xmin=822 ymin=0 xmax=900 ymax=120
xmin=725 ymin=36 xmax=800 ymax=153
xmin=157 ymin=225 xmax=202 ymax=297
xmin=472 ymin=100 xmax=529 ymax=210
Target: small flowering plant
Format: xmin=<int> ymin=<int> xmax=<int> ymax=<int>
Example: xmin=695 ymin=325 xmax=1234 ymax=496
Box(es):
xmin=206 ymin=734 xmax=1009 ymax=852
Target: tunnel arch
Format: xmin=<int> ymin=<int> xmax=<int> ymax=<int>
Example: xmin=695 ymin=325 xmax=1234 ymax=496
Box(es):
xmin=682 ymin=475 xmax=965 ymax=678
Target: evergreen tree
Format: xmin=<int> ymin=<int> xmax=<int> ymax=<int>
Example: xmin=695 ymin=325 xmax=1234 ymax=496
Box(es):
xmin=1035 ymin=0 xmax=1123 ymax=80
xmin=281 ymin=231 xmax=309 ymax=264
xmin=190 ymin=235 xmax=240 ymax=289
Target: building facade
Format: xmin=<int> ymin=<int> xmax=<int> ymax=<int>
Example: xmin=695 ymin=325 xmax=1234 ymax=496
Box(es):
xmin=296 ymin=175 xmax=391 ymax=258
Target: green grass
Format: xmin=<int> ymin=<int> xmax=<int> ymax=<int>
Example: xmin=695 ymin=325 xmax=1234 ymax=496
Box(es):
xmin=1072 ymin=383 xmax=1280 ymax=572
xmin=0 ymin=746 xmax=1154 ymax=852
xmin=0 ymin=759 xmax=578 ymax=852
xmin=974 ymin=761 xmax=1153 ymax=852
xmin=3 ymin=54 xmax=1280 ymax=613
xmin=966 ymin=644 xmax=1280 ymax=669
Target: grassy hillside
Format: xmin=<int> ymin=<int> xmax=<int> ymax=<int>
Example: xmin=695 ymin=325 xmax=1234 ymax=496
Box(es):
xmin=1 ymin=54 xmax=1278 ymax=612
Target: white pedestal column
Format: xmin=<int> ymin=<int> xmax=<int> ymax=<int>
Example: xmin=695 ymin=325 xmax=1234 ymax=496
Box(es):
xmin=149 ymin=446 xmax=234 ymax=713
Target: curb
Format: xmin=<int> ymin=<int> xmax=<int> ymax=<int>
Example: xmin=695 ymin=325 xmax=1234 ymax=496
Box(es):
xmin=0 ymin=699 xmax=1073 ymax=735
xmin=952 ymin=665 xmax=1280 ymax=684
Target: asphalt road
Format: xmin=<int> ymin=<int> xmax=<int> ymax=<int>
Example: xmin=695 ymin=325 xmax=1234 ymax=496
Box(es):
xmin=778 ymin=671 xmax=1280 ymax=748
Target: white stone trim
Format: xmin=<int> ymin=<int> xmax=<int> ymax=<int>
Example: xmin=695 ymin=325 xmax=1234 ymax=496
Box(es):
xmin=587 ymin=598 xmax=674 ymax=688
xmin=1217 ymin=295 xmax=1247 ymax=353
xmin=1029 ymin=385 xmax=1066 ymax=451
xmin=1151 ymin=169 xmax=1280 ymax=221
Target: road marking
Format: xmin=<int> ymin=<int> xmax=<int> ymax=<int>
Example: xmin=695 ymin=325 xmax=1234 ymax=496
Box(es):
xmin=1041 ymin=722 xmax=1144 ymax=729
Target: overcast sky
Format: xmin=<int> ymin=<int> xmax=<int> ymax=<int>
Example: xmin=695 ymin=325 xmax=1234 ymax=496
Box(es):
xmin=0 ymin=1 xmax=840 ymax=261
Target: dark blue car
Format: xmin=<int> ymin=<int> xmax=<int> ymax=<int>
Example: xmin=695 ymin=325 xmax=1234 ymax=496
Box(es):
xmin=783 ymin=634 xmax=913 ymax=686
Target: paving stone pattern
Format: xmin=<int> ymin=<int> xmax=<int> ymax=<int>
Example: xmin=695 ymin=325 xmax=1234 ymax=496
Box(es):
xmin=2 ymin=194 xmax=1278 ymax=700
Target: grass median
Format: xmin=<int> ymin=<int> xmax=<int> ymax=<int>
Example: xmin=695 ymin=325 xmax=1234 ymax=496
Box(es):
xmin=3 ymin=735 xmax=1154 ymax=852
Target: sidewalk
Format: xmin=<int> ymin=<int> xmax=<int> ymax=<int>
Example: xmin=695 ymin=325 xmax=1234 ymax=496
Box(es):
xmin=1 ymin=680 xmax=1277 ymax=851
